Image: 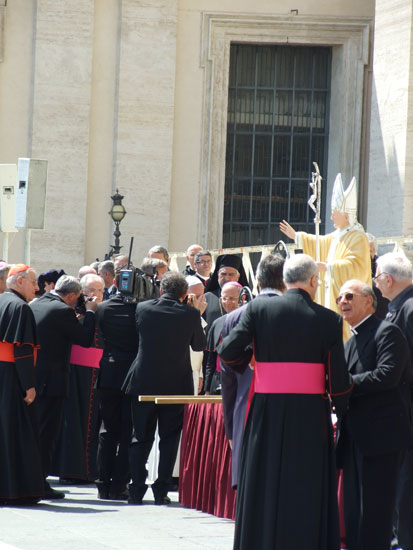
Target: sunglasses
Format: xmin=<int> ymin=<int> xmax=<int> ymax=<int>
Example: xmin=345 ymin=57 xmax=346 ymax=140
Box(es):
xmin=335 ymin=292 xmax=361 ymax=305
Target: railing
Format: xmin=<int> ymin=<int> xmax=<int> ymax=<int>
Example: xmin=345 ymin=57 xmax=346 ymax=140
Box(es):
xmin=169 ymin=236 xmax=413 ymax=293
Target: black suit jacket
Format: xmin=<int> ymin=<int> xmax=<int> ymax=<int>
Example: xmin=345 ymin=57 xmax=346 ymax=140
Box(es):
xmin=30 ymin=292 xmax=95 ymax=397
xmin=338 ymin=315 xmax=412 ymax=458
xmin=96 ymin=295 xmax=139 ymax=390
xmin=386 ymin=285 xmax=413 ymax=387
xmin=122 ymin=293 xmax=206 ymax=396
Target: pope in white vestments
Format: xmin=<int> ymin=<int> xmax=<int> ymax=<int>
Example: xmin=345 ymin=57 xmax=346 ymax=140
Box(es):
xmin=280 ymin=174 xmax=371 ymax=340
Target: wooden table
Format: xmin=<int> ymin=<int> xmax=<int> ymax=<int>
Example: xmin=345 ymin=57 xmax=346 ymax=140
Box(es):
xmin=138 ymin=395 xmax=236 ymax=520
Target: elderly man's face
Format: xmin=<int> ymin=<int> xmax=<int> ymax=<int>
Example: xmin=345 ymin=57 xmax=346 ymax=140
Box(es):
xmin=19 ymin=269 xmax=39 ymax=302
xmin=331 ymin=210 xmax=350 ymax=230
xmin=195 ymin=255 xmax=212 ymax=277
xmin=83 ymin=278 xmax=105 ymax=304
xmin=218 ymin=267 xmax=240 ymax=288
xmin=220 ymin=284 xmax=240 ymax=314
xmin=374 ymin=266 xmax=392 ymax=300
xmin=337 ymin=281 xmax=372 ymax=327
xmin=188 ymin=282 xmax=204 ymax=299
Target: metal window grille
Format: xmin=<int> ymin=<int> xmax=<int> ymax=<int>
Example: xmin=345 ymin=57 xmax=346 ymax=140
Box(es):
xmin=223 ymin=44 xmax=331 ymax=248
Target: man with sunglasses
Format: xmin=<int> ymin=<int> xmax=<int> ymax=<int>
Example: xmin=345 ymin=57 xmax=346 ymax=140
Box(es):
xmin=336 ymin=279 xmax=412 ymax=550
xmin=374 ymin=253 xmax=413 ymax=550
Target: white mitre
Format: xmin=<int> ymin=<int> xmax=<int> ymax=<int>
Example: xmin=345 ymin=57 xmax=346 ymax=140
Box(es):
xmin=331 ymin=173 xmax=357 ymax=222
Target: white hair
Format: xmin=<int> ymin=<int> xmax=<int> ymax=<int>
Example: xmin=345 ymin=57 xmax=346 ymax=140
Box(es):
xmin=376 ymin=252 xmax=412 ymax=281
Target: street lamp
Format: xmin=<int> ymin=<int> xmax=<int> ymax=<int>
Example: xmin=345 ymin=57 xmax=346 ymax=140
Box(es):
xmin=108 ymin=189 xmax=126 ymax=257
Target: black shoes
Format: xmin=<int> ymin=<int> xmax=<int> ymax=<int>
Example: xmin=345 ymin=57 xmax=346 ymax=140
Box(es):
xmin=127 ymin=496 xmax=143 ymax=505
xmin=96 ymin=481 xmax=130 ymax=500
xmin=154 ymin=495 xmax=171 ymax=506
xmin=44 ymin=486 xmax=65 ymax=500
xmin=108 ymin=488 xmax=130 ymax=501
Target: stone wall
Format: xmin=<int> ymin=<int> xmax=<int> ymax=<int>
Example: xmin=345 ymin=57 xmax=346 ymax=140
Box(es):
xmin=0 ymin=0 xmax=378 ymax=276
xmin=367 ymin=0 xmax=413 ymax=237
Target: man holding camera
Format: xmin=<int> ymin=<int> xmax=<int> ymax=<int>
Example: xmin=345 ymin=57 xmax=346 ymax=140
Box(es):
xmin=123 ymin=271 xmax=206 ymax=505
xmin=94 ymin=267 xmax=140 ymax=500
xmin=30 ymin=275 xmax=97 ymax=499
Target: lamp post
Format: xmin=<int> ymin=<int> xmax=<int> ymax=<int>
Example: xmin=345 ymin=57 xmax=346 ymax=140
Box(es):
xmin=107 ymin=189 xmax=126 ymax=257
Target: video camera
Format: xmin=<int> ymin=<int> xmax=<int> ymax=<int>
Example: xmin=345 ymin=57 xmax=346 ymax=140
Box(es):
xmin=118 ymin=238 xmax=160 ymax=304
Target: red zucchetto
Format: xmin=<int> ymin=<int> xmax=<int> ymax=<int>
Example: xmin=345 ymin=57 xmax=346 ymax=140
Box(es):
xmin=7 ymin=264 xmax=30 ymax=277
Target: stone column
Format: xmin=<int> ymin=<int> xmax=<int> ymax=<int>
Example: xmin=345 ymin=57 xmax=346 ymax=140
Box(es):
xmin=113 ymin=0 xmax=178 ymax=262
xmin=367 ymin=0 xmax=413 ymax=236
xmin=85 ymin=0 xmax=122 ymax=262
xmin=0 ymin=0 xmax=37 ymax=262
xmin=29 ymin=0 xmax=94 ymax=273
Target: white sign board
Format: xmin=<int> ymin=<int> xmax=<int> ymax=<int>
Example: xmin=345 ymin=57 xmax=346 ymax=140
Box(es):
xmin=0 ymin=164 xmax=18 ymax=233
xmin=15 ymin=158 xmax=47 ymax=229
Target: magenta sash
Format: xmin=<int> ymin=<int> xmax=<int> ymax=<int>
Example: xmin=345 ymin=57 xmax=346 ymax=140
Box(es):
xmin=70 ymin=345 xmax=102 ymax=368
xmin=254 ymin=361 xmax=325 ymax=394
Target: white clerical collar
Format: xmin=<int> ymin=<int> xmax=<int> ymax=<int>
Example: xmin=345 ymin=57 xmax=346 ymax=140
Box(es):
xmin=260 ymin=288 xmax=283 ymax=296
xmin=350 ymin=314 xmax=372 ymax=335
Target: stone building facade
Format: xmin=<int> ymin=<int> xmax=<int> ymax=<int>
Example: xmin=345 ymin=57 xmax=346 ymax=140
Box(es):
xmin=0 ymin=0 xmax=406 ymax=275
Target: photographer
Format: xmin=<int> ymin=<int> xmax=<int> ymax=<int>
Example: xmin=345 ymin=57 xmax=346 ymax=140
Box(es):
xmin=94 ymin=267 xmax=140 ymax=500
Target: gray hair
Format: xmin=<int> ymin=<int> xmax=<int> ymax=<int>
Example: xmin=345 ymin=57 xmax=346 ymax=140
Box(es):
xmin=283 ymin=254 xmax=317 ymax=284
xmin=55 ymin=275 xmax=82 ymax=296
xmin=148 ymin=245 xmax=169 ymax=262
xmin=160 ymin=271 xmax=188 ymax=298
xmin=345 ymin=279 xmax=378 ymax=311
xmin=7 ymin=268 xmax=31 ymax=288
xmin=359 ymin=282 xmax=377 ymax=311
xmin=98 ymin=260 xmax=115 ymax=278
xmin=141 ymin=257 xmax=168 ymax=275
xmin=376 ymin=252 xmax=413 ymax=281
xmin=80 ymin=273 xmax=104 ymax=290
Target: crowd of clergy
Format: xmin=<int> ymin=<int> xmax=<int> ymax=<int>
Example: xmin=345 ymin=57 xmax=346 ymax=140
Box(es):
xmin=0 ymin=173 xmax=413 ymax=550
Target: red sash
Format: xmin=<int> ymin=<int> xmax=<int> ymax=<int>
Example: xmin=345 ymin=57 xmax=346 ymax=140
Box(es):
xmin=254 ymin=361 xmax=325 ymax=394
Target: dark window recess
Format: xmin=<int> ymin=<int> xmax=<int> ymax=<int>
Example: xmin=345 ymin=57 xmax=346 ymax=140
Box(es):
xmin=223 ymin=44 xmax=331 ymax=247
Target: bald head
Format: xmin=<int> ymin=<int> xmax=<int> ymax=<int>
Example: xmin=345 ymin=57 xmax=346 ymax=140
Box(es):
xmin=78 ymin=265 xmax=97 ymax=280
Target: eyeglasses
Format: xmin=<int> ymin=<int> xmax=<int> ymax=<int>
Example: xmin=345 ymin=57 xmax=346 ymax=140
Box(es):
xmin=335 ymin=292 xmax=361 ymax=304
xmin=84 ymin=287 xmax=103 ymax=294
xmin=373 ymin=272 xmax=389 ymax=281
xmin=196 ymin=259 xmax=212 ymax=265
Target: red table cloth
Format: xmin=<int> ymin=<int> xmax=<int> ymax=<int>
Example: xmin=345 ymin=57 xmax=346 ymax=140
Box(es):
xmin=179 ymin=402 xmax=236 ymax=520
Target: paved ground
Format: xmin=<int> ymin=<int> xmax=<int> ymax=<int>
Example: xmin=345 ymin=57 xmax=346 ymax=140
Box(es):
xmin=0 ymin=479 xmax=235 ymax=550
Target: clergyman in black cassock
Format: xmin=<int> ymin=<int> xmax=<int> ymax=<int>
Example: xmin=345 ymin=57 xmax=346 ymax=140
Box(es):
xmin=0 ymin=265 xmax=44 ymax=504
xmin=218 ymin=254 xmax=352 ymax=550
xmin=203 ymin=254 xmax=249 ymax=332
xmin=359 ymin=257 xmax=413 ymax=550
xmin=30 ymin=276 xmax=96 ymax=497
xmin=336 ymin=279 xmax=412 ymax=550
